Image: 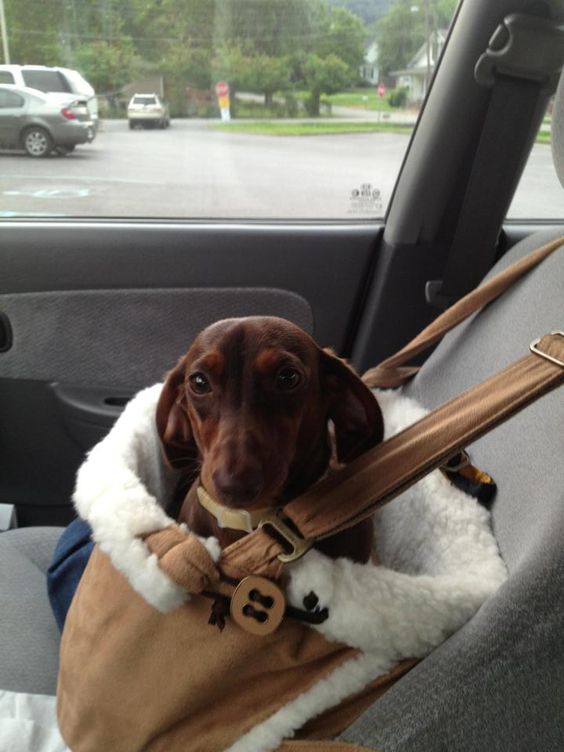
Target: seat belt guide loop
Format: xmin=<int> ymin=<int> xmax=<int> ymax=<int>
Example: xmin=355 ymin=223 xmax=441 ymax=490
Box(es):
xmin=475 ymin=13 xmax=564 ymax=89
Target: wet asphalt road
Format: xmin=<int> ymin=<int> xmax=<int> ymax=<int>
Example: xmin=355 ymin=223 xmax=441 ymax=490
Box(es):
xmin=0 ymin=119 xmax=560 ymax=220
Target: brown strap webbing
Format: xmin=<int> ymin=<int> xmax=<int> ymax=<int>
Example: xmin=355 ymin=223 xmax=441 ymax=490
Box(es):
xmin=362 ymin=235 xmax=564 ymax=389
xmin=219 ymin=332 xmax=564 ymax=583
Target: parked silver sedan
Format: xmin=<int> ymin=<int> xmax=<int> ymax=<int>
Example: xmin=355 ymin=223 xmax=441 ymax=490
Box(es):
xmin=0 ymin=84 xmax=95 ymax=157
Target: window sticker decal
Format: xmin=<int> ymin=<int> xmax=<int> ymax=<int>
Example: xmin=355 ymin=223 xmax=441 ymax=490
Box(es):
xmin=348 ymin=183 xmax=382 ymax=215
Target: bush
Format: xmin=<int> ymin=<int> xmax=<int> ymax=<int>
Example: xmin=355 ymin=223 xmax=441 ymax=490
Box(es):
xmin=232 ymin=94 xmax=303 ymax=119
xmin=387 ymin=86 xmax=409 ymax=108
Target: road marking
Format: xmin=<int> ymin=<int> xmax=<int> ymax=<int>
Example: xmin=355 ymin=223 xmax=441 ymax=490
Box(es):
xmin=0 ymin=174 xmax=159 ymax=186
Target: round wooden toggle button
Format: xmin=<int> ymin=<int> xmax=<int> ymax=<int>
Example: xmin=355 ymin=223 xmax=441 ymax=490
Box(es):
xmin=230 ymin=575 xmax=286 ymax=636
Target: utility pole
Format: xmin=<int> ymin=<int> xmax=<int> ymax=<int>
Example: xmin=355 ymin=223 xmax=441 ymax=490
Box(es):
xmin=0 ymin=0 xmax=10 ymax=64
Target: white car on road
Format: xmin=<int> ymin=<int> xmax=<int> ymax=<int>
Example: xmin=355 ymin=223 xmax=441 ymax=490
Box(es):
xmin=127 ymin=93 xmax=170 ymax=129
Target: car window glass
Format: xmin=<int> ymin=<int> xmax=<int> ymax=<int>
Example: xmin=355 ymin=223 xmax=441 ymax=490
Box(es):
xmin=0 ymin=0 xmax=461 ymax=220
xmin=0 ymin=90 xmax=24 ymax=108
xmin=507 ymin=100 xmax=561 ymax=220
xmin=62 ymin=69 xmax=93 ymax=95
xmin=133 ymin=96 xmax=158 ymax=105
xmin=21 ymin=70 xmax=71 ymax=93
xmin=0 ymin=71 xmax=15 ymax=84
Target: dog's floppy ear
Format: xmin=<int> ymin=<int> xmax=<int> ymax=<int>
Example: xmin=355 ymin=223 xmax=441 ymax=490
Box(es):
xmin=320 ymin=349 xmax=384 ymax=463
xmin=156 ymin=356 xmax=198 ymax=470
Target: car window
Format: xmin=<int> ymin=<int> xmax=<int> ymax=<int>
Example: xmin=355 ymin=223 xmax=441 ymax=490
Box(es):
xmin=0 ymin=71 xmax=15 ymax=84
xmin=0 ymin=1 xmax=461 ymax=220
xmin=61 ymin=68 xmax=94 ymax=96
xmin=132 ymin=96 xmax=158 ymax=106
xmin=0 ymin=89 xmax=24 ymax=108
xmin=21 ymin=70 xmax=71 ymax=93
xmin=507 ymin=100 xmax=562 ymax=220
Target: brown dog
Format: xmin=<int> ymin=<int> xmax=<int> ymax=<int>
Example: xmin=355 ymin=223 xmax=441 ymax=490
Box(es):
xmin=156 ymin=316 xmax=383 ymax=563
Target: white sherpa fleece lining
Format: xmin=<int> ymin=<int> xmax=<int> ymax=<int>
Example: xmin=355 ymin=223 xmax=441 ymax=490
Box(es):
xmin=73 ymin=383 xmax=507 ymax=752
xmin=73 ymin=383 xmax=221 ymax=612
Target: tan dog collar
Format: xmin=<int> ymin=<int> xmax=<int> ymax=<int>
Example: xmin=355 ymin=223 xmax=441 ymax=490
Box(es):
xmin=197 ymin=486 xmax=272 ymax=534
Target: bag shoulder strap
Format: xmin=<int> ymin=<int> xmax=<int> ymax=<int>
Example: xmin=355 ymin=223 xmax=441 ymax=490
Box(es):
xmin=362 ymin=235 xmax=564 ymax=389
xmin=146 ymin=238 xmax=563 ymax=600
xmin=218 ymin=332 xmax=564 ymax=583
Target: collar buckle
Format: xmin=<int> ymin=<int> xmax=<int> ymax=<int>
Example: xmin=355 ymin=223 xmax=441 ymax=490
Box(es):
xmin=197 ymin=486 xmax=271 ymax=534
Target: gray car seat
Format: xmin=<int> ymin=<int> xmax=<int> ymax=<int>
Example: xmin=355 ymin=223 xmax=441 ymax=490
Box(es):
xmin=1 ymin=108 xmax=563 ymax=752
xmin=338 ymin=227 xmax=564 ymax=751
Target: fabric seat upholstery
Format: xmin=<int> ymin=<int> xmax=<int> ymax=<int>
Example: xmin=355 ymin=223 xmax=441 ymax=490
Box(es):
xmin=0 ymin=527 xmax=62 ymax=695
xmin=338 ymin=230 xmax=564 ymax=750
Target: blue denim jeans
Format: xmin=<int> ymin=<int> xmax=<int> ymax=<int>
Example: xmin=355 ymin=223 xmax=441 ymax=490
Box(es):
xmin=47 ymin=517 xmax=94 ymax=631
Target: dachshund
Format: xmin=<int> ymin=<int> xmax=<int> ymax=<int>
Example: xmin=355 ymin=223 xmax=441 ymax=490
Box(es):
xmin=156 ymin=316 xmax=383 ymax=563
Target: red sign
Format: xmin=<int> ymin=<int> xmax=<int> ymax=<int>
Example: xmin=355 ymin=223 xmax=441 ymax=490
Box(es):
xmin=215 ymin=81 xmax=230 ymax=97
xmin=377 ymin=84 xmax=386 ymax=97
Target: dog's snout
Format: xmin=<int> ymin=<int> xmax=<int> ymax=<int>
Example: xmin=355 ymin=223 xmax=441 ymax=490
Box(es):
xmin=212 ymin=462 xmax=263 ymax=505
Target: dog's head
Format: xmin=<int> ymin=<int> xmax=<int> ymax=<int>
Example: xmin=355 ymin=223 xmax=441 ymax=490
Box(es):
xmin=156 ymin=316 xmax=383 ymax=510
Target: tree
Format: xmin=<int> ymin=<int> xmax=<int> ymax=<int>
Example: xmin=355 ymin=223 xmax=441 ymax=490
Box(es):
xmin=303 ymin=52 xmax=351 ymax=115
xmin=4 ymin=0 xmax=140 ymax=79
xmin=216 ymin=0 xmax=327 ymax=57
xmin=73 ymin=40 xmax=137 ymax=94
xmin=240 ymin=54 xmax=292 ymax=106
xmin=316 ymin=7 xmax=366 ymax=73
xmin=327 ymin=0 xmax=392 ymax=26
xmin=3 ymin=0 xmax=63 ymax=65
xmin=375 ymin=0 xmax=425 ymax=76
xmin=375 ymin=0 xmax=457 ymax=76
xmin=1 ymin=0 xmax=366 ymax=118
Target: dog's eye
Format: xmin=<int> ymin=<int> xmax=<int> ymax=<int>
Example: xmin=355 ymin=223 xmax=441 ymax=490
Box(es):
xmin=276 ymin=367 xmax=302 ymax=391
xmin=189 ymin=372 xmax=211 ymax=395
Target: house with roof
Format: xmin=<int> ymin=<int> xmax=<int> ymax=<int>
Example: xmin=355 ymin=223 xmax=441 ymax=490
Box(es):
xmin=391 ymin=28 xmax=447 ymax=104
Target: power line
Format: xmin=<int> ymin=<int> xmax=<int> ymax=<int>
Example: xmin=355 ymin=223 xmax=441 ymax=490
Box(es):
xmin=10 ymin=24 xmax=364 ymax=44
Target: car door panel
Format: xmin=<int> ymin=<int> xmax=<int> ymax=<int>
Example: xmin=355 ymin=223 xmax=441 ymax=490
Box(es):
xmin=0 ymin=287 xmax=313 ymax=387
xmin=0 ymin=222 xmax=379 ymax=349
xmin=0 ymin=105 xmax=23 ymax=147
xmin=0 ymin=221 xmax=382 ymax=525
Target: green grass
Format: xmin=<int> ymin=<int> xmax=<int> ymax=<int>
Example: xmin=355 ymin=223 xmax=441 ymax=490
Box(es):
xmin=213 ymin=121 xmax=414 ymax=136
xmin=324 ymin=88 xmax=395 ymax=112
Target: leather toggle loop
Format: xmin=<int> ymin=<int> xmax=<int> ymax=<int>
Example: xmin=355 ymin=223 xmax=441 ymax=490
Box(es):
xmin=230 ymin=575 xmax=285 ymax=636
xmin=144 ymin=526 xmax=221 ymax=594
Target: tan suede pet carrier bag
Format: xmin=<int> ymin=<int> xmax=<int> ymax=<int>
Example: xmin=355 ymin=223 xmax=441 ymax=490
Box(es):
xmin=57 ymin=238 xmax=564 ymax=752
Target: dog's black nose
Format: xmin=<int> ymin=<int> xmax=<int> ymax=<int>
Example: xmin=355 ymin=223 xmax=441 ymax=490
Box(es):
xmin=212 ymin=465 xmax=263 ymax=505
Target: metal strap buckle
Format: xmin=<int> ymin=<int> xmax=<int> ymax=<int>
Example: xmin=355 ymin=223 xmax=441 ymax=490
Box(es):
xmin=529 ymin=331 xmax=564 ymax=368
xmin=258 ymin=510 xmax=312 ymax=563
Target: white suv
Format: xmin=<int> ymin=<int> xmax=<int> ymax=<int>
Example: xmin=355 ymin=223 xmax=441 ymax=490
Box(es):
xmin=127 ymin=94 xmax=170 ymax=129
xmin=0 ymin=65 xmax=98 ymax=131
